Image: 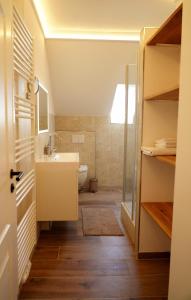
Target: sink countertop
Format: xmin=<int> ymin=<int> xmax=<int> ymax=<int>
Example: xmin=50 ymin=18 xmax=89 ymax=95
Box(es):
xmin=36 ymin=152 xmax=80 ymax=163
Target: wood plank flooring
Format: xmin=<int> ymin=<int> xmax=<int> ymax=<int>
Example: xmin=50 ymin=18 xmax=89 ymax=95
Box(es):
xmin=19 ymin=190 xmax=169 ymax=300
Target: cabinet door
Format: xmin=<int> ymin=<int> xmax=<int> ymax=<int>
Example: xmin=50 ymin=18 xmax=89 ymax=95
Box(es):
xmin=37 ymin=164 xmax=78 ymax=221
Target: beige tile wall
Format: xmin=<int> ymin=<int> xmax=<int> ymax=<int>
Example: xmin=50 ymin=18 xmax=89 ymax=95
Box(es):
xmin=56 ymin=131 xmax=96 ymax=185
xmin=55 ymin=116 xmax=124 ymax=189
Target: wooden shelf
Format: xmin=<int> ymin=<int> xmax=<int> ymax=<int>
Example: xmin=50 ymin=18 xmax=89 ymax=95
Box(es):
xmin=147 ymin=4 xmax=182 ymax=46
xmin=156 ymin=155 xmax=176 ymax=166
xmin=144 ymin=86 xmax=179 ymax=101
xmin=142 ymin=202 xmax=173 ymax=239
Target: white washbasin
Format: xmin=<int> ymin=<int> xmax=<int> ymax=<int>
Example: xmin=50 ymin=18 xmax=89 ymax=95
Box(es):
xmin=36 ymin=152 xmax=79 ymax=163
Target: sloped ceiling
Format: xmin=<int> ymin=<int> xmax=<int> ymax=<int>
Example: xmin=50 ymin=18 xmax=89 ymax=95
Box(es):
xmin=33 ymin=0 xmax=177 ymax=116
xmin=46 ymin=40 xmax=138 ymax=116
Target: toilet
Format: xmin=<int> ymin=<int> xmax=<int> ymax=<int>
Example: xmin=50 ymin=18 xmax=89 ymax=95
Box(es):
xmin=78 ymin=164 xmax=88 ymax=190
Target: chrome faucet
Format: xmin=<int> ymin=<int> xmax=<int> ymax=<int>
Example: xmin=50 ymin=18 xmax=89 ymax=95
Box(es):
xmin=44 ymin=135 xmax=56 ymax=156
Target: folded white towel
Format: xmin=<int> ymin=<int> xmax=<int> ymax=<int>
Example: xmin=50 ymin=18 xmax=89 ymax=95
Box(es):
xmin=155 ymin=138 xmax=176 ymax=143
xmin=155 ymin=142 xmax=176 ymax=149
xmin=154 ymin=137 xmax=176 ymax=149
xmin=141 ymin=146 xmax=176 ymax=156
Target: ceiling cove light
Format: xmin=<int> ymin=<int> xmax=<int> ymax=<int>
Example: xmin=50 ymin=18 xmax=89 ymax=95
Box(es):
xmin=32 ymin=0 xmax=140 ymax=41
xmin=46 ymin=32 xmax=140 ymax=41
xmin=32 ymin=0 xmax=49 ymax=36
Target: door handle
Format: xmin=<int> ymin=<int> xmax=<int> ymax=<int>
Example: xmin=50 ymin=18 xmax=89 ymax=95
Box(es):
xmin=10 ymin=169 xmax=24 ymax=182
xmin=10 ymin=183 xmax=15 ymax=193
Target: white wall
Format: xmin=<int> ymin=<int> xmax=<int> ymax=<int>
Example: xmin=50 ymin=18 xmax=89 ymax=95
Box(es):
xmin=46 ymin=39 xmax=138 ymax=116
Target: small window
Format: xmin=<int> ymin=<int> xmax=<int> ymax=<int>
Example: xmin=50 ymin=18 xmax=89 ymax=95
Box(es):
xmin=110 ymin=84 xmax=136 ymax=124
xmin=110 ymin=84 xmax=125 ymax=124
xmin=127 ymin=84 xmax=136 ymax=125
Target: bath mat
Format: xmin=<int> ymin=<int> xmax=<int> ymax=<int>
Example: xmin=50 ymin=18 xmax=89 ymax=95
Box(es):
xmin=81 ymin=207 xmax=124 ymax=236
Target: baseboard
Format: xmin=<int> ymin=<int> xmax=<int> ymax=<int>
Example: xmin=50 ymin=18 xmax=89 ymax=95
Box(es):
xmin=138 ymin=252 xmax=170 ymax=260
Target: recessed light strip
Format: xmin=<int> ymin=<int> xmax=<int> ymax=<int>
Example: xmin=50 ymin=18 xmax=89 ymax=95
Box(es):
xmin=46 ymin=32 xmax=140 ymax=41
xmin=32 ymin=0 xmax=49 ymax=36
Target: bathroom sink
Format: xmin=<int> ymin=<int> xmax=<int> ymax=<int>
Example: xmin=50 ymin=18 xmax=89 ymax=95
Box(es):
xmin=36 ymin=152 xmax=79 ymax=163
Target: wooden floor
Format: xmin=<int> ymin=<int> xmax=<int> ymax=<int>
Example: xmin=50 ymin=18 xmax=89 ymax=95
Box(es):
xmin=19 ymin=190 xmax=170 ymax=300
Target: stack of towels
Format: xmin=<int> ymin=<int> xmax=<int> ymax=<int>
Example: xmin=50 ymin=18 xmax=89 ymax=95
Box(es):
xmin=155 ymin=138 xmax=176 ymax=149
xmin=142 ymin=138 xmax=176 ymax=156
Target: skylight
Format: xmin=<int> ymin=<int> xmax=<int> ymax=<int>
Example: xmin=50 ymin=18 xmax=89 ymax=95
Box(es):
xmin=127 ymin=84 xmax=136 ymax=124
xmin=110 ymin=84 xmax=136 ymax=124
xmin=111 ymin=84 xmax=126 ymax=124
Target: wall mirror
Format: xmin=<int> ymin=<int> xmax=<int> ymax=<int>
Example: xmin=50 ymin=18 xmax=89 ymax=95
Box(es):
xmin=37 ymin=83 xmax=49 ymax=133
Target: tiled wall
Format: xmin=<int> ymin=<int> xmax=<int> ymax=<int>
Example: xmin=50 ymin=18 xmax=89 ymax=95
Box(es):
xmin=56 ymin=131 xmax=96 ymax=187
xmin=55 ymin=116 xmax=124 ymax=189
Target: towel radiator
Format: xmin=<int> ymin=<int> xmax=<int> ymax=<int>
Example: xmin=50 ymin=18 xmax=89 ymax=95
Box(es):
xmin=13 ymin=6 xmax=36 ymax=284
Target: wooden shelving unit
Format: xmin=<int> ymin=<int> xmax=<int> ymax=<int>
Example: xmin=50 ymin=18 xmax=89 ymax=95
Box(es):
xmin=142 ymin=202 xmax=173 ymax=239
xmin=144 ymin=86 xmax=179 ymax=101
xmin=156 ymin=155 xmax=176 ymax=166
xmin=138 ymin=4 xmax=182 ymax=258
xmin=147 ymin=4 xmax=182 ymax=46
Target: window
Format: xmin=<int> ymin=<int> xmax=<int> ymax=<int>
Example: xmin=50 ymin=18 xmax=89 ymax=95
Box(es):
xmin=110 ymin=84 xmax=136 ymax=124
xmin=110 ymin=84 xmax=125 ymax=124
xmin=127 ymin=84 xmax=136 ymax=125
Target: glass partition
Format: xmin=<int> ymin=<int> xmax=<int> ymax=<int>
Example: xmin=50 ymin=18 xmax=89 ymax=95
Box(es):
xmin=123 ymin=64 xmax=139 ymax=222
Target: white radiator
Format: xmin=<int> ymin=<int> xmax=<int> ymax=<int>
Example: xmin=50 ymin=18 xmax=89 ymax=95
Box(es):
xmin=16 ymin=168 xmax=35 ymax=207
xmin=17 ymin=201 xmax=37 ymax=284
xmin=13 ymin=7 xmax=36 ymax=285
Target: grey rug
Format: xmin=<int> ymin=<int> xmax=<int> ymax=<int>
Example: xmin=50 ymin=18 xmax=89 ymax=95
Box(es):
xmin=82 ymin=207 xmax=124 ymax=236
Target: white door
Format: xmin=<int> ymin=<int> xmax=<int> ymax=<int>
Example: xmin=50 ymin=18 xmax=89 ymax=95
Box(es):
xmin=0 ymin=0 xmax=18 ymax=299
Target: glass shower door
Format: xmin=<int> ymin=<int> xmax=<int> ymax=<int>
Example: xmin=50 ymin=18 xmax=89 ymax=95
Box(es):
xmin=123 ymin=64 xmax=139 ymax=222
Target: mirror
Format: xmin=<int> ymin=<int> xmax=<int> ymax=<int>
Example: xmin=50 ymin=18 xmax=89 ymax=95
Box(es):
xmin=37 ymin=83 xmax=49 ymax=133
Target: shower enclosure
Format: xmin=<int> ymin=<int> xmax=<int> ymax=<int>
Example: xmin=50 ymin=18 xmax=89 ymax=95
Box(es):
xmin=122 ymin=64 xmax=141 ymax=242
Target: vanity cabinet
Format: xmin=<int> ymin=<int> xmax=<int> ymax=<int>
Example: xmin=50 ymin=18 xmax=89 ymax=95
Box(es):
xmin=36 ymin=153 xmax=79 ymax=221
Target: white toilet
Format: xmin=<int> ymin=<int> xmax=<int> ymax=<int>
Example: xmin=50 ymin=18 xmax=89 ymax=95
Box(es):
xmin=78 ymin=164 xmax=88 ymax=190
